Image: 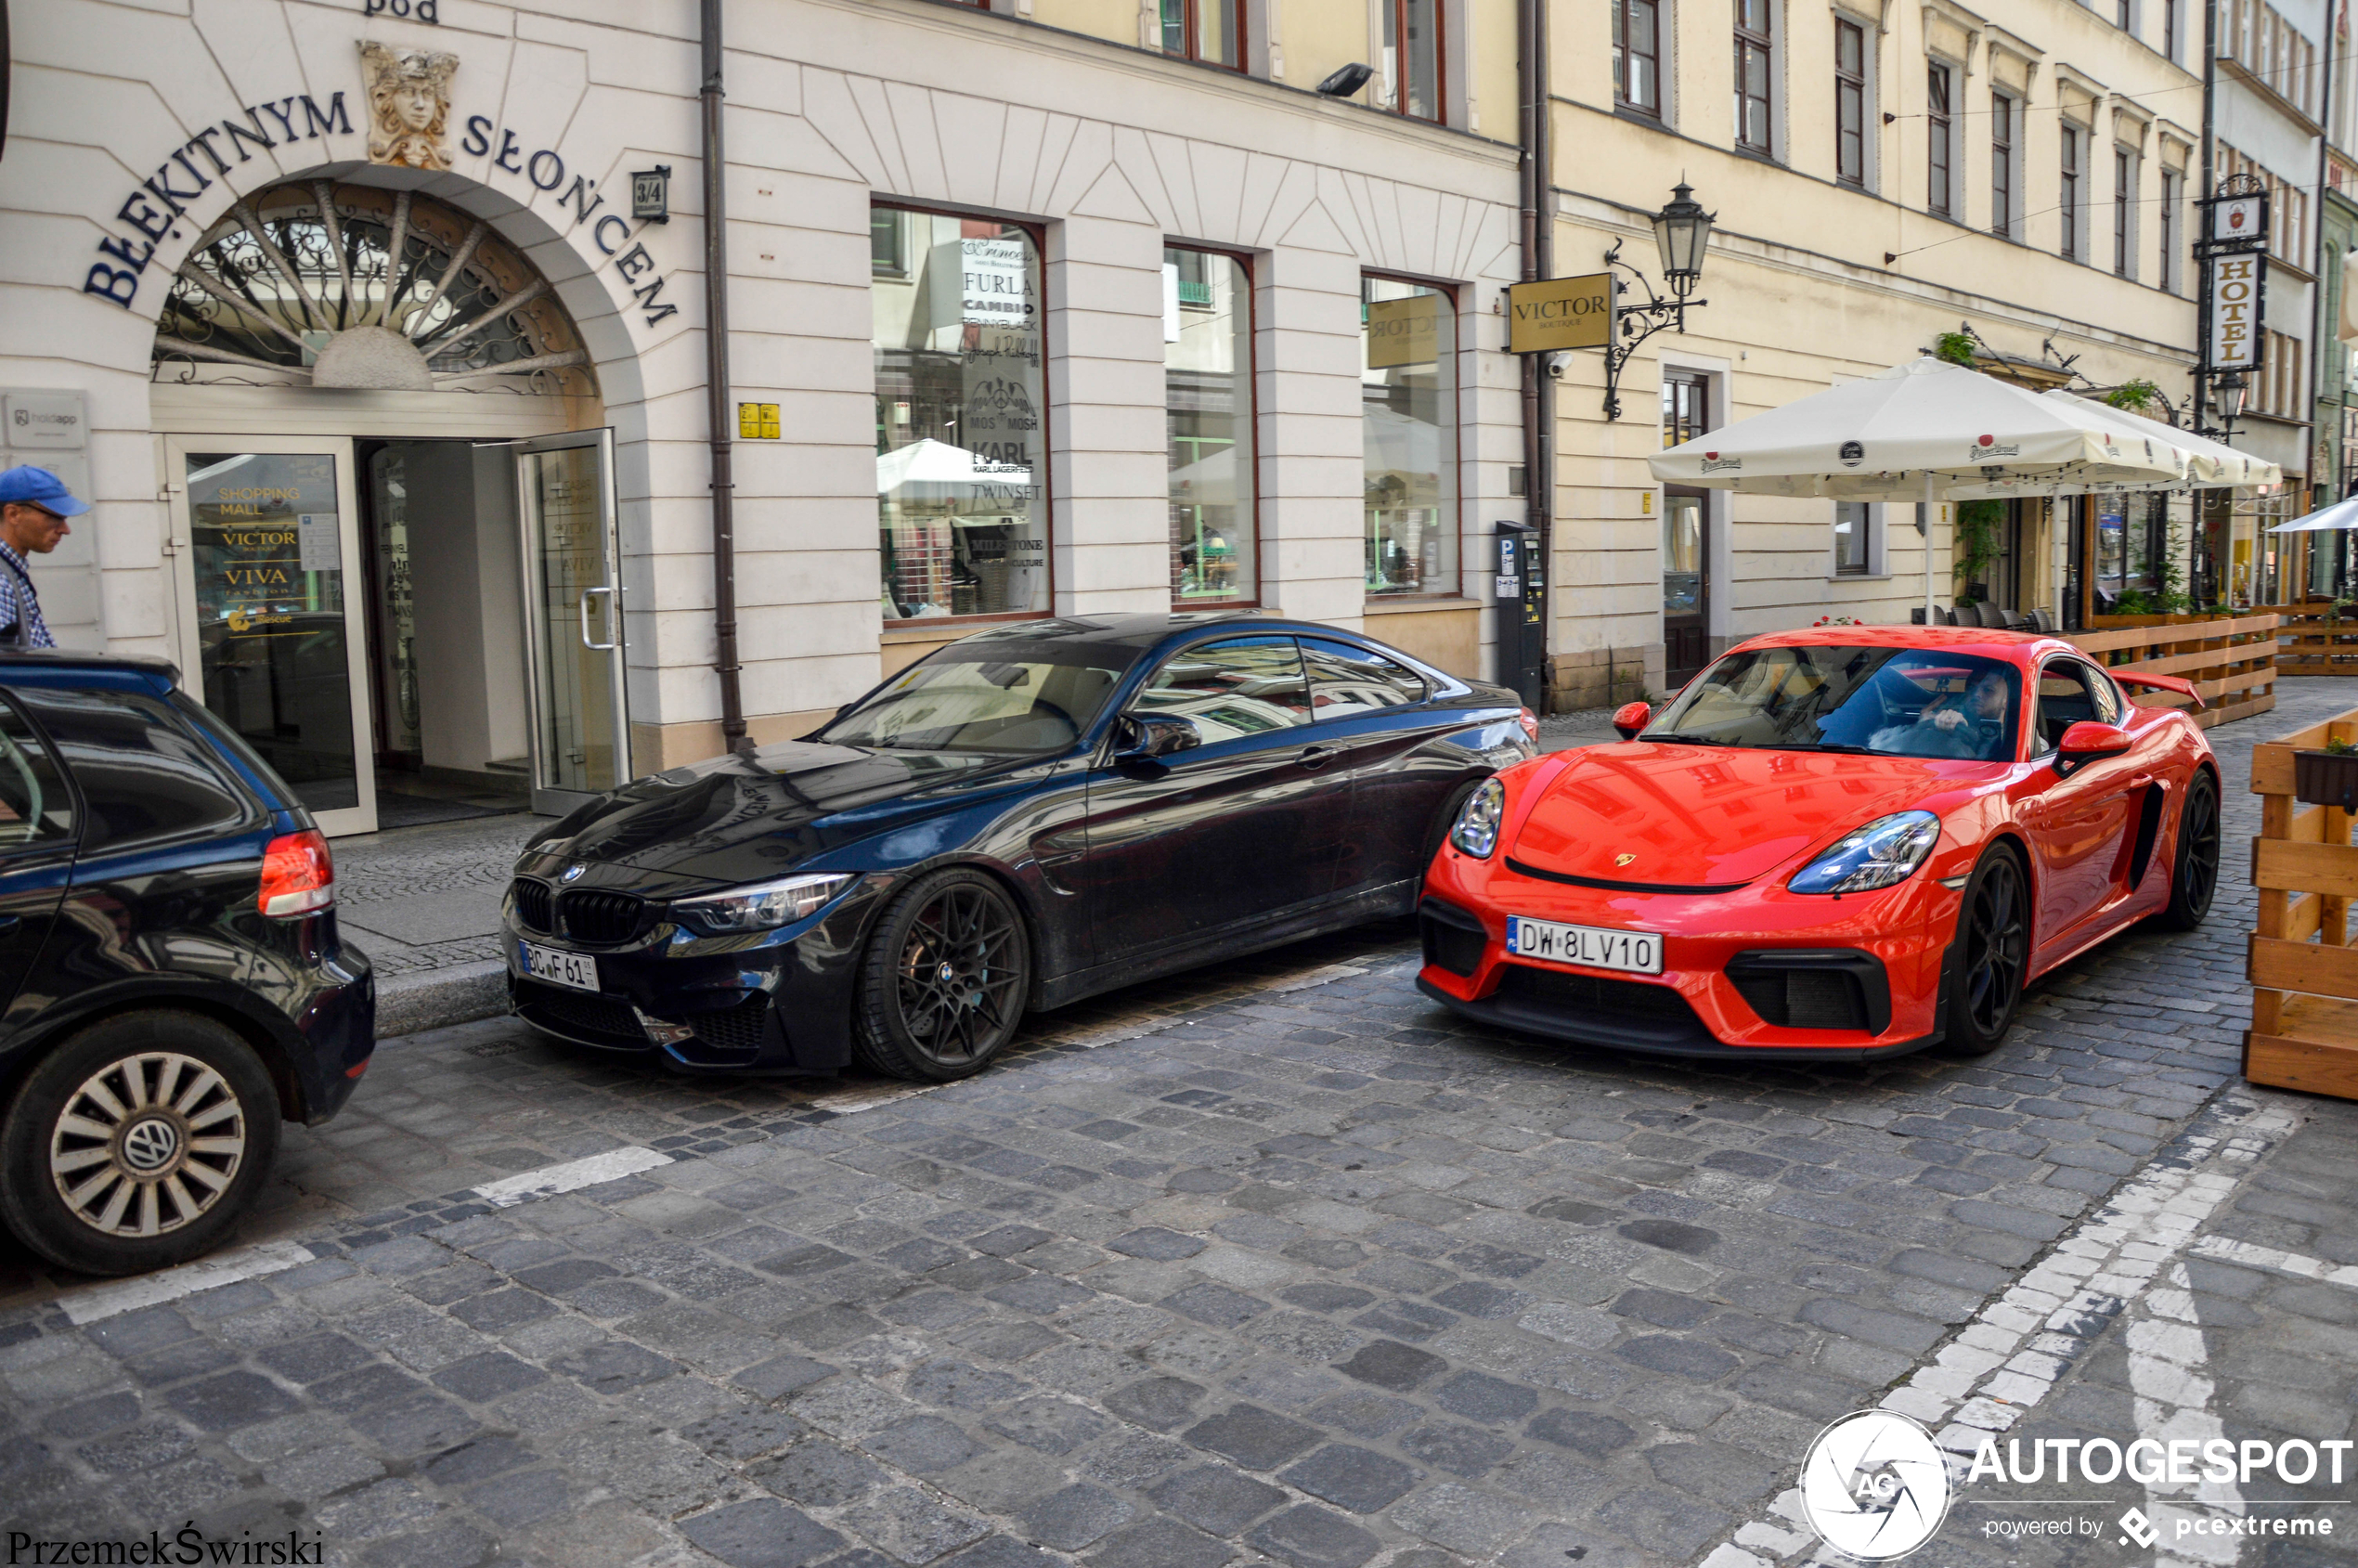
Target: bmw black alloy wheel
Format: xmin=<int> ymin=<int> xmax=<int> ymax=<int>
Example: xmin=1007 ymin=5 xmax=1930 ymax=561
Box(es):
xmin=855 ymin=869 xmax=1032 ymax=1081
xmin=1962 ymin=858 xmax=2018 ymax=1037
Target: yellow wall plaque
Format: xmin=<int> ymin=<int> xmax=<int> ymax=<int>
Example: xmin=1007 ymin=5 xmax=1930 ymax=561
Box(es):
xmin=1507 ymin=274 xmax=1613 ymax=353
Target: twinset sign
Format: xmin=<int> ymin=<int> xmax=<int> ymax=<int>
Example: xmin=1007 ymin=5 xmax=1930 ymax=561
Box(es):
xmin=81 ymin=45 xmax=676 ymax=330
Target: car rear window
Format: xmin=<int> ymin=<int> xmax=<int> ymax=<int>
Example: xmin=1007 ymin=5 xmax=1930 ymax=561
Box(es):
xmin=11 ymin=687 xmax=256 ymax=851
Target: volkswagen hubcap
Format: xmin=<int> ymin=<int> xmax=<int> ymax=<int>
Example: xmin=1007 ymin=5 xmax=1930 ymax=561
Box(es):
xmin=50 ymin=1052 xmax=245 ymax=1238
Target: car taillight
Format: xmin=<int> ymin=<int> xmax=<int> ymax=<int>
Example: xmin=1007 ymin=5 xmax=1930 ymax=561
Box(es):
xmin=259 ymin=830 xmax=334 ymax=917
xmin=1518 ymin=708 xmax=1540 ymax=742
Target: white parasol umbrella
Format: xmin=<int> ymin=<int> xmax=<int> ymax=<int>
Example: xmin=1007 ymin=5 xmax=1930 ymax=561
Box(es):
xmin=2268 ymin=495 xmax=2358 ymax=533
xmin=1651 ymin=356 xmax=2186 ymax=618
xmin=2041 ymin=392 xmax=2279 ymax=489
xmin=876 ymin=438 xmax=1031 ymax=494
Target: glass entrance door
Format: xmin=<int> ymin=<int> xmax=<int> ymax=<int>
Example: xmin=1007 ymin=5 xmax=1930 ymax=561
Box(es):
xmin=165 ymin=437 xmax=376 ymax=836
xmin=515 ymin=432 xmax=628 ymax=814
xmin=1663 ymin=487 xmax=1711 ymax=690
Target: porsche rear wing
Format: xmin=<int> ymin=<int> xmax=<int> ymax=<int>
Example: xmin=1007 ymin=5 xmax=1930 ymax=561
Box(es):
xmin=2113 ymin=671 xmax=2206 ymax=710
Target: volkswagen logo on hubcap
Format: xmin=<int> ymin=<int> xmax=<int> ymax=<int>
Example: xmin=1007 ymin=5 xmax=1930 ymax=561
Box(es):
xmin=120 ymin=1117 xmax=180 ymax=1174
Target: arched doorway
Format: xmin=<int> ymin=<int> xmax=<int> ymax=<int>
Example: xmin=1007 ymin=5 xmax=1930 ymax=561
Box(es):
xmin=151 ymin=179 xmax=626 ymax=836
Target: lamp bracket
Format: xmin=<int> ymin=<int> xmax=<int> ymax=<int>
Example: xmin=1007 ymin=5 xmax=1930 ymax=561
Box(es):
xmin=1599 ymin=239 xmax=1704 ymax=421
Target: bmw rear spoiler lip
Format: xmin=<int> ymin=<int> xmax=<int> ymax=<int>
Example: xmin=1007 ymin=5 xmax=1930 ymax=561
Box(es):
xmin=2112 ymin=671 xmax=2206 ymax=709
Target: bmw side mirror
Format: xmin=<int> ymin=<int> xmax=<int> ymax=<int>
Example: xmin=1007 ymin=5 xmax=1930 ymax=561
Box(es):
xmin=2054 ymin=720 xmax=2131 ymax=779
xmin=1115 ymin=714 xmax=1201 ymax=762
xmin=1613 ymin=700 xmax=1653 ymax=741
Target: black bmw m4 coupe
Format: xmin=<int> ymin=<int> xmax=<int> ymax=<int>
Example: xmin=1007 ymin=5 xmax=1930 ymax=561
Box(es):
xmin=504 ymin=613 xmax=1535 ymax=1081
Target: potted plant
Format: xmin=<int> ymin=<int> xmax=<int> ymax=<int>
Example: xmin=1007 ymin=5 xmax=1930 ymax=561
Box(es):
xmin=2295 ymin=736 xmax=2358 ymax=810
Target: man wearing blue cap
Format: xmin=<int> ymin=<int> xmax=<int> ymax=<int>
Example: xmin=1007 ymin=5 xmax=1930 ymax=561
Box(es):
xmin=0 ymin=466 xmax=90 ymax=649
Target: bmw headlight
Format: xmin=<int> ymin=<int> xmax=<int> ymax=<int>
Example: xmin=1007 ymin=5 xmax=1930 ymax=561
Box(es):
xmin=1788 ymin=811 xmax=1941 ymax=895
xmin=675 ymin=873 xmax=855 ymax=934
xmin=1450 ymin=778 xmax=1507 ymax=859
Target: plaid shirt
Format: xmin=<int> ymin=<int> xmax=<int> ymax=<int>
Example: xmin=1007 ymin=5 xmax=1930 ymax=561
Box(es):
xmin=0 ymin=543 xmax=54 ymax=649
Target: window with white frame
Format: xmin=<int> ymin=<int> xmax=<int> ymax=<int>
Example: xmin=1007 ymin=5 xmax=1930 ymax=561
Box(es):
xmin=1834 ymin=502 xmax=1873 ymax=575
xmin=1991 ymin=92 xmax=2017 ymax=237
xmin=2114 ymin=146 xmax=2139 ymax=279
xmin=1927 ymin=63 xmax=1954 ymax=214
xmin=2061 ymin=123 xmax=2085 ymax=262
xmin=1734 ymin=0 xmax=1774 ymax=156
xmin=1835 ymin=19 xmax=1868 ymax=187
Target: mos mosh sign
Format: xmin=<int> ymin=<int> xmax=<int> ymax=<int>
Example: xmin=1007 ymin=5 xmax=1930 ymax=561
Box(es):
xmin=1507 ymin=274 xmax=1613 ymax=353
xmin=83 ymin=43 xmax=675 ymax=329
xmin=2208 ymin=253 xmax=2266 ymax=371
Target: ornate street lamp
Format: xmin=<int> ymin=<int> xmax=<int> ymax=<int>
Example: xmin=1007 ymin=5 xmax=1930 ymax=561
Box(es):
xmin=1601 ymin=183 xmax=1717 ymax=419
xmin=2209 ymin=369 xmax=2248 ymax=433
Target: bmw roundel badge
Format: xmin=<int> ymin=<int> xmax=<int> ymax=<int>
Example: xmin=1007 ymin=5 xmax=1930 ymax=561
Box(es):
xmin=561 ymin=864 xmax=587 ymax=883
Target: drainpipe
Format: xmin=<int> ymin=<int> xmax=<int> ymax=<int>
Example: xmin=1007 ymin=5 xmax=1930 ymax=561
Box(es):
xmin=702 ymin=0 xmax=750 ymax=755
xmin=1518 ymin=0 xmax=1554 ymax=708
xmin=2310 ymin=21 xmax=2333 ymax=530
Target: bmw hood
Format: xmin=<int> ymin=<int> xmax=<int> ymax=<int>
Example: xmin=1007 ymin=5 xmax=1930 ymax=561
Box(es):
xmin=521 ymin=741 xmax=1030 ymax=888
xmin=1509 ymin=743 xmax=1965 ymax=888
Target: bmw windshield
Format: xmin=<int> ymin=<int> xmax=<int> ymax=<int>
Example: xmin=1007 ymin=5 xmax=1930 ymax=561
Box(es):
xmin=819 ymin=641 xmax=1137 ymax=754
xmin=1645 ymin=645 xmax=2023 ymax=762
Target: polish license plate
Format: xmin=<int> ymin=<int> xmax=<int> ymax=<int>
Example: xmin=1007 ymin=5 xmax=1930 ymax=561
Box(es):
xmin=518 ymin=940 xmax=600 ymax=993
xmin=1506 ymin=916 xmax=1663 ymax=975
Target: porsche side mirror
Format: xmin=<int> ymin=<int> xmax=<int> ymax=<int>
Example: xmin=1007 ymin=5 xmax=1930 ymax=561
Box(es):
xmin=1115 ymin=714 xmax=1201 ymax=762
xmin=2054 ymin=720 xmax=2131 ymax=778
xmin=1613 ymin=700 xmax=1653 ymax=741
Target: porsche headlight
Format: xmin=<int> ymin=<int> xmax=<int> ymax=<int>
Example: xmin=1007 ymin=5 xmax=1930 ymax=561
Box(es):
xmin=675 ymin=873 xmax=855 ymax=933
xmin=1449 ymin=778 xmax=1507 ymax=859
xmin=1788 ymin=811 xmax=1941 ymax=895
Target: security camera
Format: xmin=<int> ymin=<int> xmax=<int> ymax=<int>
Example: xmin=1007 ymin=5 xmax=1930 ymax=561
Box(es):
xmin=1544 ymin=351 xmax=1570 ymax=380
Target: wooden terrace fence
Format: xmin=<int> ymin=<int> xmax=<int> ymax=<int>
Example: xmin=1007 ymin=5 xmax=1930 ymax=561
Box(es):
xmin=2248 ymin=704 xmax=2358 ymax=1101
xmin=2264 ymin=601 xmax=2358 ymax=676
xmin=2063 ymin=613 xmax=2278 ymax=731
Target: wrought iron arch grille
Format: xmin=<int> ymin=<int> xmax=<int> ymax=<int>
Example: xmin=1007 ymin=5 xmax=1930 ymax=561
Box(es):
xmin=152 ymin=180 xmax=596 ymax=397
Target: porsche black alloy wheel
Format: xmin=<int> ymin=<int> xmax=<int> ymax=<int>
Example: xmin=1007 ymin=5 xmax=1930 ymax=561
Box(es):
xmin=853 ymin=868 xmax=1031 ymax=1082
xmin=0 ymin=1011 xmax=281 ymax=1276
xmin=2153 ymin=771 xmax=2221 ymax=932
xmin=1941 ymin=845 xmax=2028 ymax=1057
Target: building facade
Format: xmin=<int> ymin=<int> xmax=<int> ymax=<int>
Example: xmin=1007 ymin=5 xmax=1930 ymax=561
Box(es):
xmin=3 ymin=0 xmax=1528 ymax=835
xmin=1547 ymin=0 xmax=2212 ymax=701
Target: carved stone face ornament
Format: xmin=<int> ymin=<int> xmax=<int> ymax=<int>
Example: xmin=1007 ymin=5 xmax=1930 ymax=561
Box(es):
xmin=359 ymin=41 xmax=459 ymax=171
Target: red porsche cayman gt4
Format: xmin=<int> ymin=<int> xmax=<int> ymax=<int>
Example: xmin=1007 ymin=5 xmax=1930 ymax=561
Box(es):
xmin=1417 ymin=627 xmax=2222 ymax=1060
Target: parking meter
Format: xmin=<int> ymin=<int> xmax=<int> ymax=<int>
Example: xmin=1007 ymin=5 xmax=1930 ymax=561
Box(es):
xmin=1494 ymin=521 xmax=1546 ymax=708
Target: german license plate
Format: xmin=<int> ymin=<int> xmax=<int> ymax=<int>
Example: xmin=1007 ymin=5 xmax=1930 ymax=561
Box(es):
xmin=1506 ymin=916 xmax=1663 ymax=975
xmin=518 ymin=940 xmax=599 ymax=992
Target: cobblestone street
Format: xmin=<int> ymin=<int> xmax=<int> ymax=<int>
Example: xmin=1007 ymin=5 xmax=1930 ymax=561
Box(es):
xmin=3 ymin=685 xmax=2355 ymax=1568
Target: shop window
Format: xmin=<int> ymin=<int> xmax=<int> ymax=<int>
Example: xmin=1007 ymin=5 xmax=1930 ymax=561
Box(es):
xmin=1166 ymin=247 xmax=1256 ymax=605
xmin=1734 ymin=0 xmax=1774 ymax=156
xmin=1381 ymin=0 xmax=1445 ymax=122
xmin=1834 ymin=21 xmax=1867 ymax=188
xmin=874 ymin=207 xmax=1049 ymax=623
xmin=1616 ymin=0 xmax=1664 ymax=116
xmin=1160 ymin=0 xmax=1243 ymax=68
xmin=1363 ymin=278 xmax=1458 ymax=597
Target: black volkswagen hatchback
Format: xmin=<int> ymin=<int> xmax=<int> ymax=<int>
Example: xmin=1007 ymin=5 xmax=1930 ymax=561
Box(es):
xmin=0 ymin=652 xmax=374 ymax=1276
xmin=506 ymin=614 xmax=1534 ymax=1081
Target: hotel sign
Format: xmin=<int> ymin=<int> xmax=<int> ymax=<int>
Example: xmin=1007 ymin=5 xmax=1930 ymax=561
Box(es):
xmin=2207 ymin=253 xmax=2266 ymax=371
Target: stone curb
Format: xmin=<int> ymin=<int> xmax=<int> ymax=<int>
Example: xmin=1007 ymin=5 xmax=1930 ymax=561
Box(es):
xmin=373 ymin=956 xmax=509 ymax=1039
